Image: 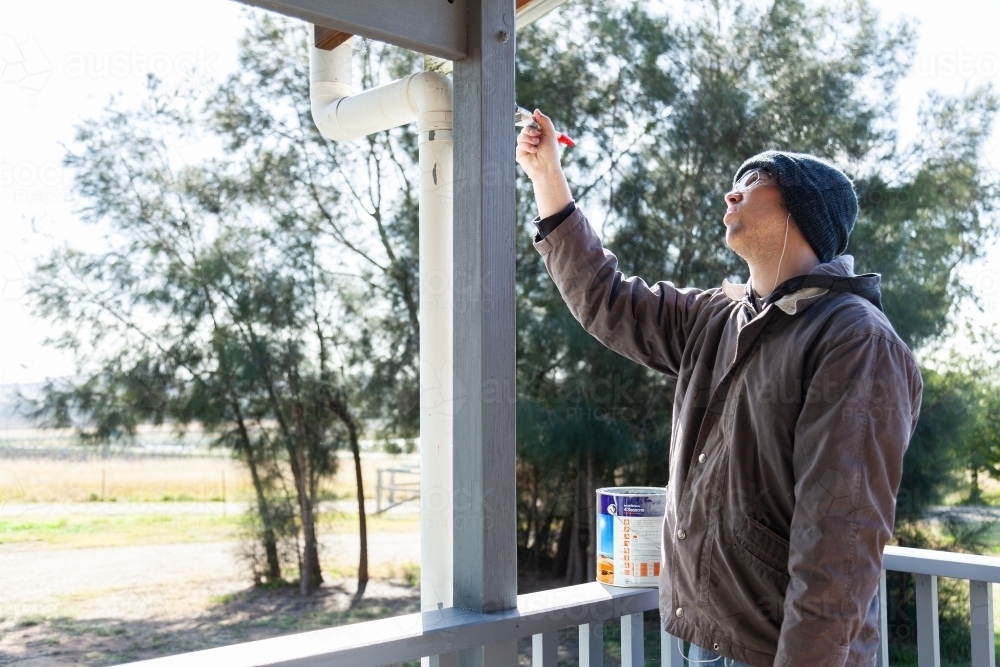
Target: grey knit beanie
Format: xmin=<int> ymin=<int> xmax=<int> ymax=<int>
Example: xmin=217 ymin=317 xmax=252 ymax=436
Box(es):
xmin=733 ymin=150 xmax=858 ymax=264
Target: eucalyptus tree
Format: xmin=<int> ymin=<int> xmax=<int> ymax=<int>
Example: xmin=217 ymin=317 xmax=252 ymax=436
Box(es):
xmin=204 ymin=18 xmax=427 ymax=593
xmin=24 ymin=16 xmax=425 ymax=595
xmin=514 ymin=0 xmax=1000 ymax=580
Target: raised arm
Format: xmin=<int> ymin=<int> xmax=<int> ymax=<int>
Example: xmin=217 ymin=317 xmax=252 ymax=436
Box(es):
xmin=516 ymin=110 xmax=721 ymax=376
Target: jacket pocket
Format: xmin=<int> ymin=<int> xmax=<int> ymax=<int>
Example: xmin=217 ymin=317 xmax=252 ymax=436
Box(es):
xmin=734 ymin=515 xmax=790 ymax=584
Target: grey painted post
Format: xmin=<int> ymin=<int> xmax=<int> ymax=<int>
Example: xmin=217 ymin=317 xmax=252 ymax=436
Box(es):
xmin=915 ymin=573 xmax=940 ymax=667
xmin=533 ymin=631 xmax=558 ymax=667
xmin=453 ymin=0 xmax=517 ymax=665
xmin=661 ymin=626 xmax=684 ymax=667
xmin=621 ymin=613 xmax=644 ymax=667
xmin=579 ymin=622 xmax=604 ymax=667
xmin=429 ymin=654 xmax=457 ymax=667
xmin=970 ymin=580 xmax=995 ymax=667
xmin=877 ymin=569 xmax=889 ymax=667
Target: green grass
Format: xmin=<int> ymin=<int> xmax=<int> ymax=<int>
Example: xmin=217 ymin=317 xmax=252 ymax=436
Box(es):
xmin=16 ymin=615 xmax=45 ymax=628
xmin=0 ymin=510 xmax=417 ymax=549
xmin=322 ymin=512 xmax=419 ymax=533
xmin=209 ymin=592 xmax=240 ymax=605
xmin=0 ymin=514 xmax=241 ymax=548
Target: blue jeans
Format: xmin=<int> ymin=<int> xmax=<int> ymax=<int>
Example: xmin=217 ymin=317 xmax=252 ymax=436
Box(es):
xmin=687 ymin=643 xmax=753 ymax=667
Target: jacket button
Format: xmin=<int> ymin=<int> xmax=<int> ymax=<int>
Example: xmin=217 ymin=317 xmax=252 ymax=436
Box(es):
xmin=675 ymin=607 xmax=684 ymax=618
xmin=698 ymin=453 xmax=707 ymax=464
xmin=677 ymin=529 xmax=686 ymax=540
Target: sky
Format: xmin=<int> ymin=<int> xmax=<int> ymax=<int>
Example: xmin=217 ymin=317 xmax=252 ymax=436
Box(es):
xmin=2 ymin=0 xmax=1000 ymax=387
xmin=0 ymin=0 xmax=250 ymax=388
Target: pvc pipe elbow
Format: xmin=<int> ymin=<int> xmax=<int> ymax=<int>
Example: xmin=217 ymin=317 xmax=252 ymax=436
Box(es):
xmin=308 ymin=27 xmax=453 ymax=141
xmin=309 ymin=33 xmax=354 ymax=140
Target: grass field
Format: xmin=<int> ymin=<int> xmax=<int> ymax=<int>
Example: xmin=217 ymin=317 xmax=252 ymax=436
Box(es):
xmin=0 ymin=442 xmax=417 ymax=504
xmin=0 ymin=510 xmax=419 ymax=549
xmin=1 ymin=456 xmax=253 ymax=503
xmin=0 ymin=441 xmax=423 ymax=665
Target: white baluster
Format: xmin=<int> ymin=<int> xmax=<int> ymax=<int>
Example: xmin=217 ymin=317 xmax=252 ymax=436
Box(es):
xmin=970 ymin=580 xmax=995 ymax=667
xmin=877 ymin=570 xmax=889 ymax=667
xmin=532 ymin=631 xmax=558 ymax=667
xmin=579 ymin=622 xmax=604 ymax=667
xmin=915 ymin=573 xmax=940 ymax=667
xmin=621 ymin=613 xmax=644 ymax=667
xmin=661 ymin=625 xmax=684 ymax=667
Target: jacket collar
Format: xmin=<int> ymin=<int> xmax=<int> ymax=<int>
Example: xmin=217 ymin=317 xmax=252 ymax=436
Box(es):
xmin=721 ymin=255 xmax=858 ymax=316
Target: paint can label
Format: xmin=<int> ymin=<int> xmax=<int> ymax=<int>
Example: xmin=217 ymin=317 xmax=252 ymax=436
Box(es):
xmin=596 ymin=486 xmax=666 ymax=587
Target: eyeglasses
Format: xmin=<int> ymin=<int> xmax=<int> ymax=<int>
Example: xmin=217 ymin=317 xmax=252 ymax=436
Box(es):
xmin=731 ymin=169 xmax=773 ymax=193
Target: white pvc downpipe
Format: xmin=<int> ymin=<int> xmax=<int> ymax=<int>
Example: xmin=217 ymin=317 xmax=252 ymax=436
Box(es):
xmin=309 ymin=29 xmax=453 ymax=613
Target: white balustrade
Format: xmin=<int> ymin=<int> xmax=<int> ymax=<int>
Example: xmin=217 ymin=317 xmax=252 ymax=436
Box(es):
xmin=119 ymin=545 xmax=1000 ymax=667
xmin=881 ymin=545 xmax=1000 ymax=667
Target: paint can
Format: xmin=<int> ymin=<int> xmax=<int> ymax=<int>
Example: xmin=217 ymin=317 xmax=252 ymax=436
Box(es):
xmin=596 ymin=486 xmax=666 ymax=586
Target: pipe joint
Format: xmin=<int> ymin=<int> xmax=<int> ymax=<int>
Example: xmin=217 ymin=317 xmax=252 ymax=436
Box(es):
xmin=419 ymin=111 xmax=453 ymax=132
xmin=309 ymin=32 xmax=453 ymax=142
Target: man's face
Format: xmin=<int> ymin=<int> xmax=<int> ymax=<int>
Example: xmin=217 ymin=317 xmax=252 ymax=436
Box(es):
xmin=723 ymin=169 xmax=789 ymax=262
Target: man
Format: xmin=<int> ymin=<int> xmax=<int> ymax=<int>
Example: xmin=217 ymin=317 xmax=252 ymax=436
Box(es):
xmin=516 ymin=110 xmax=923 ymax=667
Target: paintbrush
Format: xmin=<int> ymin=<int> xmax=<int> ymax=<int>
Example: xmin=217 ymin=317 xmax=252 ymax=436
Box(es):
xmin=515 ymin=105 xmax=576 ymax=147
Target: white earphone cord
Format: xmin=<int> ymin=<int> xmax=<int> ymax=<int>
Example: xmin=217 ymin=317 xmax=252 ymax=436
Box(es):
xmin=678 ymin=637 xmax=735 ymax=666
xmin=677 ymin=220 xmax=788 ymax=667
xmin=772 ymin=212 xmax=790 ymax=296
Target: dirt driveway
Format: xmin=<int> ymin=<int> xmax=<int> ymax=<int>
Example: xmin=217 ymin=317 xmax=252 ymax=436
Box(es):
xmin=0 ymin=533 xmax=420 ymax=666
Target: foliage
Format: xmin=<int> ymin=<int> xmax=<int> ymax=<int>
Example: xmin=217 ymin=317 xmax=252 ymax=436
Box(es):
xmin=24 ymin=68 xmax=342 ymax=588
xmin=20 ymin=16 xmax=424 ymax=594
xmin=514 ymin=0 xmax=1000 ymax=576
xmin=901 ymin=327 xmax=1000 ymax=515
xmin=897 ymin=367 xmax=978 ymax=518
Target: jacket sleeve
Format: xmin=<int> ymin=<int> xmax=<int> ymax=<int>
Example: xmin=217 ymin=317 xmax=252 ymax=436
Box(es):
xmin=775 ymin=332 xmax=923 ymax=666
xmin=532 ymin=206 xmax=720 ymax=377
xmin=534 ymin=200 xmax=576 ymax=240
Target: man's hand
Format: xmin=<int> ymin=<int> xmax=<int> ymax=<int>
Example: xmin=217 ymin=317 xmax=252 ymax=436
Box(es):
xmin=516 ymin=109 xmax=573 ymax=218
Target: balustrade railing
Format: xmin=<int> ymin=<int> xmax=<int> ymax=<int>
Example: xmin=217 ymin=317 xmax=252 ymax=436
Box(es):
xmin=125 ymin=545 xmax=1000 ymax=667
xmin=880 ymin=545 xmax=1000 ymax=667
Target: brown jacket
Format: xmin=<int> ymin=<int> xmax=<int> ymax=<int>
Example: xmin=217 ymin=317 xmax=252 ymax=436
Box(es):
xmin=533 ymin=208 xmax=923 ymax=667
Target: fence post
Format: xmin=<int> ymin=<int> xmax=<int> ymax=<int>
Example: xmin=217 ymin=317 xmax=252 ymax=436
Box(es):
xmin=452 ymin=0 xmax=518 ymax=666
xmin=579 ymin=622 xmax=603 ymax=667
xmin=429 ymin=653 xmax=457 ymax=667
xmin=877 ymin=569 xmax=889 ymax=667
xmin=661 ymin=625 xmax=685 ymax=667
xmin=532 ymin=631 xmax=558 ymax=667
xmin=970 ymin=580 xmax=995 ymax=667
xmin=915 ymin=573 xmax=940 ymax=667
xmin=621 ymin=612 xmax=644 ymax=667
